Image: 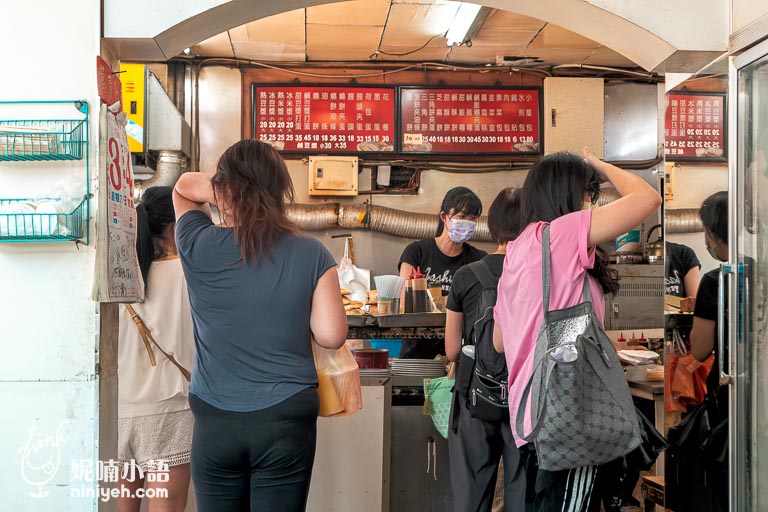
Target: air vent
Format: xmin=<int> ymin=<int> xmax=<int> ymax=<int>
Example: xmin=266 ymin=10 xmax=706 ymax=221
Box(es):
xmin=495 ymin=55 xmax=544 ymax=67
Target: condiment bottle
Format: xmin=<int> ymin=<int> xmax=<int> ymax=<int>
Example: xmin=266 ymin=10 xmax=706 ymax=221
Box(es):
xmin=404 ymin=271 xmax=414 ymax=313
xmin=412 ymin=267 xmax=431 ymax=313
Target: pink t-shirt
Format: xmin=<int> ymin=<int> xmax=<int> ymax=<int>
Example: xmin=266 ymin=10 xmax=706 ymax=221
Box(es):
xmin=493 ymin=210 xmax=605 ymax=447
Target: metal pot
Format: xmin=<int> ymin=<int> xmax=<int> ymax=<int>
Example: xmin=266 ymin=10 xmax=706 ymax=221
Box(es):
xmin=644 ymin=224 xmax=664 ymax=264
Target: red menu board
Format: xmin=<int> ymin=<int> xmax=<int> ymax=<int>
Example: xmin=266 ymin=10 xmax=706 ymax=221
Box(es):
xmin=399 ymin=87 xmax=541 ymax=154
xmin=252 ymin=85 xmax=396 ymax=153
xmin=664 ymin=93 xmax=727 ymax=161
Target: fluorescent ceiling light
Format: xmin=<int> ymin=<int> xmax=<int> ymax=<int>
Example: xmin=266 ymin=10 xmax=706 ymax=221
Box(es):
xmin=446 ymin=2 xmax=482 ymax=46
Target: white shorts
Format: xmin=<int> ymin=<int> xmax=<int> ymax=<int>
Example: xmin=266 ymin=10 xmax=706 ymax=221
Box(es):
xmin=118 ymin=408 xmax=193 ymax=471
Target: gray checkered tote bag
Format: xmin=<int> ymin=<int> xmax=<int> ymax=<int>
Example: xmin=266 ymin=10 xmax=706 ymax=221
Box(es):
xmin=514 ymin=226 xmax=641 ymax=471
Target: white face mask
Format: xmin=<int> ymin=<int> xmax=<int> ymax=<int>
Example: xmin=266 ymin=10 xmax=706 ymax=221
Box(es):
xmin=448 ymin=219 xmax=476 ymax=243
xmin=705 ymin=237 xmax=723 ymax=261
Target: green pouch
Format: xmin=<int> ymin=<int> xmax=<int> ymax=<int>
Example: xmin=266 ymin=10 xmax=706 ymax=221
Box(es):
xmin=423 ymin=376 xmax=455 ymax=439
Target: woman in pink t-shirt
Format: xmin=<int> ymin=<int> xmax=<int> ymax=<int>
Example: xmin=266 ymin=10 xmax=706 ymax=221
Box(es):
xmin=493 ymin=148 xmax=661 ymax=511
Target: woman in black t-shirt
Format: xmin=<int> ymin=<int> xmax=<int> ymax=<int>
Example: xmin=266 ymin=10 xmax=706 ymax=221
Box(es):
xmin=445 ymin=188 xmax=528 ymax=512
xmin=688 ymin=191 xmax=729 ymax=512
xmin=665 ymin=241 xmax=701 ymax=298
xmin=398 ymin=187 xmax=487 ymax=358
xmin=691 ymin=192 xmax=729 ymax=390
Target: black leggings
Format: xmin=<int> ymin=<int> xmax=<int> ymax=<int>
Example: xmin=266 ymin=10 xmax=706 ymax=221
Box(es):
xmin=189 ymin=389 xmax=319 ymax=512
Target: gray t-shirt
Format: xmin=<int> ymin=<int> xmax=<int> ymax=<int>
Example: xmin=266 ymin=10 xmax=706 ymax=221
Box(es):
xmin=176 ymin=210 xmax=336 ymax=412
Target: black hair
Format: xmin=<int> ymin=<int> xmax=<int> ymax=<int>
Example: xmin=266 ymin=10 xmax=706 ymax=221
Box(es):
xmin=700 ymin=191 xmax=728 ymax=244
xmin=520 ymin=152 xmax=600 ymax=224
xmin=520 ymin=152 xmax=618 ymax=295
xmin=487 ymin=187 xmax=523 ymax=244
xmin=136 ymin=186 xmax=176 ymax=288
xmin=435 ymin=187 xmax=483 ymax=236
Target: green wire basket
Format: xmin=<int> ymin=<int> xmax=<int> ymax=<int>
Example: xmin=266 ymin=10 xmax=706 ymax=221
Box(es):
xmin=0 ymin=197 xmax=87 ymax=242
xmin=0 ymin=119 xmax=87 ymax=161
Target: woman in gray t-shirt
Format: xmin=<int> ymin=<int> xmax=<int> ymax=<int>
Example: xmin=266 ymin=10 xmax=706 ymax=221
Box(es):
xmin=173 ymin=140 xmax=347 ymax=511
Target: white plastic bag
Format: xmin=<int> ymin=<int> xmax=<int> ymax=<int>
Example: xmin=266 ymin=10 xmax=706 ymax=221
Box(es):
xmin=337 ymin=237 xmax=370 ymax=306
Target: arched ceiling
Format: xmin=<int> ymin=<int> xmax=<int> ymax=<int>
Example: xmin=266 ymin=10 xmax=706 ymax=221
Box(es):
xmin=103 ymin=0 xmax=726 ymax=72
xmin=188 ymin=2 xmax=639 ymax=69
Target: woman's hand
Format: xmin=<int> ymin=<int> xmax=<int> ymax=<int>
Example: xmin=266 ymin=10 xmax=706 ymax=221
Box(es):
xmin=586 ymin=148 xmax=662 ymax=246
xmin=583 ymin=146 xmax=608 ymax=181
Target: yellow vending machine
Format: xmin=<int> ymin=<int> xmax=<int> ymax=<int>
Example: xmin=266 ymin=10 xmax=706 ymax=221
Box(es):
xmin=120 ymin=63 xmax=147 ymax=153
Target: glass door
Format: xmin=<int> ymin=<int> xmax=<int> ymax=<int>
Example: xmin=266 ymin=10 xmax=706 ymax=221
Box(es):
xmin=731 ymin=39 xmax=768 ymax=511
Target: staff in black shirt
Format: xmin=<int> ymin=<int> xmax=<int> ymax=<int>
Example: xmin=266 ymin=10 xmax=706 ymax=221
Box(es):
xmin=397 ymin=187 xmax=487 ymax=358
xmin=665 ymin=241 xmax=700 ymax=298
xmin=689 ymin=191 xmax=729 ymax=512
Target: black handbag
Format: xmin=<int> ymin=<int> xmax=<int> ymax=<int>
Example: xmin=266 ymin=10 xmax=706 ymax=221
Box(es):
xmin=627 ymin=407 xmax=668 ymax=471
xmin=667 ymin=387 xmax=728 ymax=466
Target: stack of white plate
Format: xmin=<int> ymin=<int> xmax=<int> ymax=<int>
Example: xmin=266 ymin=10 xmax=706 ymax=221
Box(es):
xmin=359 ymin=368 xmax=391 ymax=378
xmin=390 ymin=359 xmax=446 ymax=377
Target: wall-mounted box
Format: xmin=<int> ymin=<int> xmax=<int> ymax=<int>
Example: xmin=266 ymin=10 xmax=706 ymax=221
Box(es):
xmin=309 ymin=156 xmax=358 ymax=197
xmin=543 ymin=78 xmax=604 ymax=157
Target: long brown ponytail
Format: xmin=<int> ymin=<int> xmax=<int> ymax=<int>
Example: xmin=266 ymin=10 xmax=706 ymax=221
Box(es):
xmin=211 ymin=140 xmax=299 ymax=264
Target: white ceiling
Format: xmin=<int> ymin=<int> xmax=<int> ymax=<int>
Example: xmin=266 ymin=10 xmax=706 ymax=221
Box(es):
xmin=189 ymin=0 xmax=639 ymax=68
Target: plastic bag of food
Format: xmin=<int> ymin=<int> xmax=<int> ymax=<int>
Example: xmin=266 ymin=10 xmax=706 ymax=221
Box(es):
xmin=313 ymin=343 xmax=363 ymax=417
xmin=337 ymin=236 xmax=370 ymax=308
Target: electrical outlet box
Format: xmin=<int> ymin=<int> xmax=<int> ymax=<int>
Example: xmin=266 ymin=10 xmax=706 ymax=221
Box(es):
xmin=665 ymin=161 xmax=676 ymax=201
xmin=543 ymin=77 xmax=604 ymax=157
xmin=308 ymin=156 xmax=359 ymax=196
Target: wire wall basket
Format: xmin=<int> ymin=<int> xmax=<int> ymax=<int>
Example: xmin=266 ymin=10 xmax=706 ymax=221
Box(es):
xmin=0 ymin=119 xmax=87 ymax=161
xmin=0 ymin=197 xmax=87 ymax=242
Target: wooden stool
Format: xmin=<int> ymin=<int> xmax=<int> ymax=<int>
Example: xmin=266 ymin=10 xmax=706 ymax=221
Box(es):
xmin=641 ymin=475 xmax=665 ymax=512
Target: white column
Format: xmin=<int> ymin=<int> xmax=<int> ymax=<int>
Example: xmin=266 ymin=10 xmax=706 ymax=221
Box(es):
xmin=0 ymin=1 xmax=111 ymax=511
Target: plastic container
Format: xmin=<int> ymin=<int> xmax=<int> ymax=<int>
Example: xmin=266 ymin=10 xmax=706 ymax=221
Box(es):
xmin=369 ymin=338 xmax=403 ymax=358
xmin=616 ymin=229 xmax=641 ymax=252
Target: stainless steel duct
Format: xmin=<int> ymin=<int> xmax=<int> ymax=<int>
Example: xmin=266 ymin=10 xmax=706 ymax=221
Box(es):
xmin=666 ymin=209 xmax=703 ymax=234
xmin=597 ymin=187 xmax=620 ymax=207
xmin=287 ymin=203 xmax=339 ymax=230
xmin=340 ymin=204 xmax=496 ymax=241
xmin=288 ymin=187 xmax=628 ymax=241
xmin=134 ymin=150 xmax=189 ymax=202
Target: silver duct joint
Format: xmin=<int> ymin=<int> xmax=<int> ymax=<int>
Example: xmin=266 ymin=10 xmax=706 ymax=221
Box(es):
xmin=666 ymin=209 xmax=703 ymax=234
xmin=134 ymin=150 xmax=189 ymax=203
xmin=287 ymin=203 xmax=339 ymax=230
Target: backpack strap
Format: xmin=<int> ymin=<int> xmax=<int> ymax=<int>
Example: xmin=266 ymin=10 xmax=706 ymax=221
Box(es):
xmin=466 ymin=260 xmax=500 ymax=345
xmin=467 ymin=259 xmax=499 ymax=290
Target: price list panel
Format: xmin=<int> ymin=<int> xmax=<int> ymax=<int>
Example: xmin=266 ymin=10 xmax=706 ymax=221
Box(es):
xmin=399 ymin=87 xmax=541 ymax=154
xmin=252 ymin=85 xmax=396 ymax=153
xmin=664 ymin=92 xmax=727 ymax=161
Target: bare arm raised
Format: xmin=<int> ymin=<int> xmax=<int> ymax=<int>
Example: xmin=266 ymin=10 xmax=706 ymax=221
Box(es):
xmin=585 ymin=148 xmax=662 ymax=247
xmin=172 ymin=173 xmax=215 ymax=221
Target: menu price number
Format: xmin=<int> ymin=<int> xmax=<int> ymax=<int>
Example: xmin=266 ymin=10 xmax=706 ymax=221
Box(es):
xmin=668 ymin=141 xmax=721 ymax=149
xmin=403 ymin=133 xmax=423 ymax=145
xmin=422 ymin=135 xmax=533 ymax=144
xmin=258 ymin=120 xmax=295 ymax=130
xmin=686 ymin=128 xmax=720 ymax=136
